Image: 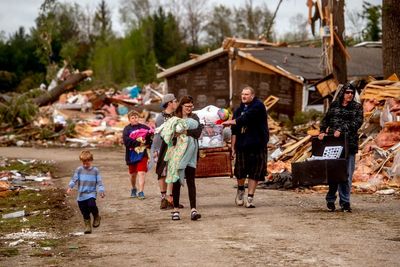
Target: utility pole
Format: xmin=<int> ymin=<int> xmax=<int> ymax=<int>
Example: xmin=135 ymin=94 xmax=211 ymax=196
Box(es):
xmin=321 ymin=0 xmax=347 ymax=84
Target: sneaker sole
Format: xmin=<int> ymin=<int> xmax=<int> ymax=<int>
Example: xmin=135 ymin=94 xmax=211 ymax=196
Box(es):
xmin=191 ymin=214 xmax=201 ymax=221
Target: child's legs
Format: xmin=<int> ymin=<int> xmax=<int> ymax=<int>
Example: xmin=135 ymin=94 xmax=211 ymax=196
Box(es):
xmin=128 ymin=164 xmax=138 ymax=188
xmin=130 ymin=173 xmax=137 ymax=188
xmin=137 ymin=171 xmax=146 ymax=192
xmin=135 ymin=156 xmax=148 ymax=192
xmin=87 ymin=197 xmax=99 ymax=217
xmin=78 ymin=199 xmax=91 ymax=220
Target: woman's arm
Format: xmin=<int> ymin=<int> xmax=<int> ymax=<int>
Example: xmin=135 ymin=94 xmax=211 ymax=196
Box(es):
xmin=187 ymin=114 xmax=203 ymax=139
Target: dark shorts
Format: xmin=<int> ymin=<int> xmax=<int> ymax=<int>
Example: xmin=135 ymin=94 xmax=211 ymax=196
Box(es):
xmin=128 ymin=156 xmax=148 ymax=174
xmin=234 ymin=150 xmax=266 ymax=181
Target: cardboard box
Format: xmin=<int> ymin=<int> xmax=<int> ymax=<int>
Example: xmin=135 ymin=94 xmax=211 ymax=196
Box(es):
xmin=292 ymin=136 xmax=348 ymax=186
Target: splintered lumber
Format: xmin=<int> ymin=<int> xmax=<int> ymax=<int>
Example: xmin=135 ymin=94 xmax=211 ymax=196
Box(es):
xmin=278 ymin=135 xmax=312 ymax=159
xmin=263 ymin=95 xmax=279 ymax=110
xmin=361 ymin=88 xmax=400 ymax=101
xmin=33 ymin=70 xmax=93 ymax=106
xmin=292 ymin=142 xmax=312 ymax=162
xmin=333 ymin=30 xmax=351 ymax=60
xmin=360 ymin=80 xmax=400 ymax=101
xmin=307 ymin=0 xmax=313 ymax=22
xmin=222 ymin=37 xmax=283 ymax=50
xmin=268 ymin=115 xmax=281 ymax=134
xmin=372 ymin=149 xmax=399 ymax=180
xmin=387 ymin=73 xmax=399 ymax=81
xmin=222 ymin=38 xmax=235 ymax=49
xmin=281 ymin=140 xmax=297 ymax=148
xmin=315 ymin=76 xmax=339 ymax=97
xmin=285 ymin=132 xmax=300 ymax=141
xmin=189 ymin=53 xmax=200 ymax=59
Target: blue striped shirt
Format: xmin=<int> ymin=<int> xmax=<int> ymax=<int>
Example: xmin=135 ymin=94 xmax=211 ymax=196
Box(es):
xmin=69 ymin=166 xmax=105 ymax=201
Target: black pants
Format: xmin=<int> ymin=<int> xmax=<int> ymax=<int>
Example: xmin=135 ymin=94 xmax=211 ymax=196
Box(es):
xmin=78 ymin=198 xmax=99 ymax=220
xmin=173 ymin=166 xmax=196 ymax=209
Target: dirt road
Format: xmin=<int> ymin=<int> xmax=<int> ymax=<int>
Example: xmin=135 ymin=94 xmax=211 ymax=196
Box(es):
xmin=1 ymin=147 xmax=400 ymax=266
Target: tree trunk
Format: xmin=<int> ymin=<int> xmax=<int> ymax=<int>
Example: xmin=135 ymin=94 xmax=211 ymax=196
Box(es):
xmin=332 ymin=0 xmax=347 ymax=83
xmin=33 ymin=70 xmax=93 ymax=106
xmin=382 ymin=0 xmax=400 ymax=78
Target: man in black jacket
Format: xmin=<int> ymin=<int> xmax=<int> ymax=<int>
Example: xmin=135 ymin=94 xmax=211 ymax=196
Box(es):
xmin=319 ymin=83 xmax=363 ymax=212
xmin=223 ymin=86 xmax=269 ymax=208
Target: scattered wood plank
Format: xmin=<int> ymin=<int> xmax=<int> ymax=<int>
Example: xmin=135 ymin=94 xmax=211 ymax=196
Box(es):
xmin=263 ymin=95 xmax=279 ymax=110
xmin=278 ymin=135 xmax=312 ymax=160
xmin=333 ymin=31 xmax=351 ymax=60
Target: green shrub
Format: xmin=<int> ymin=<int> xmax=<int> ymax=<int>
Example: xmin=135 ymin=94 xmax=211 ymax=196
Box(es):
xmin=0 ymin=71 xmax=17 ymax=92
xmin=293 ymin=109 xmax=323 ymax=126
xmin=0 ymin=93 xmax=38 ymax=126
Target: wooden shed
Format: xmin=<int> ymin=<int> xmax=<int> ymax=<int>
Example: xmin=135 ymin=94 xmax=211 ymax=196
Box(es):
xmin=157 ymin=40 xmax=382 ymax=118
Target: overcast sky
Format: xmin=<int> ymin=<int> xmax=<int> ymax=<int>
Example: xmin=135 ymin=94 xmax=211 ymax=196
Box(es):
xmin=0 ymin=0 xmax=381 ymax=39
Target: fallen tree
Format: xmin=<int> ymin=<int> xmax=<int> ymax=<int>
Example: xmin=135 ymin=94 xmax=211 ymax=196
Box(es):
xmin=33 ymin=70 xmax=93 ymax=107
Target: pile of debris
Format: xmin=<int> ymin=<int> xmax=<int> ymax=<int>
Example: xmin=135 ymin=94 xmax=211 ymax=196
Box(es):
xmin=0 ymin=157 xmax=54 ymax=198
xmin=0 ymin=64 xmax=399 ymax=194
xmin=0 ymin=69 xmax=166 ymax=147
xmin=263 ymin=76 xmax=400 ymax=192
xmin=352 ymin=78 xmax=400 ymax=192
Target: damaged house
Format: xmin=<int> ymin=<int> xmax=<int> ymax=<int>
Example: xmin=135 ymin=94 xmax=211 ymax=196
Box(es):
xmin=157 ymin=39 xmax=383 ymax=119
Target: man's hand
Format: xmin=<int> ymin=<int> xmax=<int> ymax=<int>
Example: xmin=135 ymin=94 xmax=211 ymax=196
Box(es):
xmin=222 ymin=119 xmax=236 ymax=126
xmin=334 ymin=130 xmax=341 ymax=137
xmin=66 ymin=188 xmax=72 ymax=195
xmin=318 ymin=133 xmax=326 ymax=140
xmin=100 ymin=192 xmax=105 ymax=198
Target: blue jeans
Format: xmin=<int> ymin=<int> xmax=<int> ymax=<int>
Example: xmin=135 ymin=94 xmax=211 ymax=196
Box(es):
xmin=326 ymin=154 xmax=355 ymax=206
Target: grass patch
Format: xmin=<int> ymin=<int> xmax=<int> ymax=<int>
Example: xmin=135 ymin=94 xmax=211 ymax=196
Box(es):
xmin=0 ymin=247 xmax=19 ymax=257
xmin=0 ymin=188 xmax=72 ymax=234
xmin=38 ymin=239 xmax=61 ymax=248
xmin=0 ymin=158 xmax=56 ymax=175
xmin=29 ymin=250 xmax=53 ymax=257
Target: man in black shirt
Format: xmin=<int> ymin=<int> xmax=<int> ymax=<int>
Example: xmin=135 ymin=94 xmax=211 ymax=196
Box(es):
xmin=223 ymin=86 xmax=269 ymax=208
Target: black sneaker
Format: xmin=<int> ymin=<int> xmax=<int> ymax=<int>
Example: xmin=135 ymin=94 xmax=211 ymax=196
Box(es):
xmin=191 ymin=210 xmax=201 ymax=221
xmin=341 ymin=203 xmax=352 ymax=212
xmin=327 ymin=202 xmax=336 ymax=212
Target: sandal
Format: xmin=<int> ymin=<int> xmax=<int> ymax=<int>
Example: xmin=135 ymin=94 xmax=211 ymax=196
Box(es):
xmin=191 ymin=210 xmax=201 ymax=221
xmin=171 ymin=211 xmax=180 ymax=221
